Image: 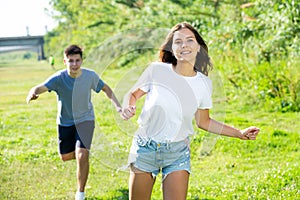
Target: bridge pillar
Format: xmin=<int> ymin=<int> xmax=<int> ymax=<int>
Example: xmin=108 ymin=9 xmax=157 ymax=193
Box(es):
xmin=37 ymin=42 xmax=45 ymax=60
xmin=37 ymin=37 xmax=45 ymax=60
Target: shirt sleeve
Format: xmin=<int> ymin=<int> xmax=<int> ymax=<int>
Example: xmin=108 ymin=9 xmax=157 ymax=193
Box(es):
xmin=91 ymin=71 xmax=104 ymax=93
xmin=43 ymin=71 xmax=61 ymax=92
xmin=132 ymin=63 xmax=154 ymax=93
xmin=96 ymin=79 xmax=105 ymax=93
xmin=198 ymin=77 xmax=213 ymax=109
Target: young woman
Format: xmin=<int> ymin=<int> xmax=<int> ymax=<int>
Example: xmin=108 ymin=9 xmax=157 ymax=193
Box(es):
xmin=121 ymin=22 xmax=260 ymax=200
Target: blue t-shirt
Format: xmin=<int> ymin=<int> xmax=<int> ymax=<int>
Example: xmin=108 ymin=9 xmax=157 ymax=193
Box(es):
xmin=44 ymin=68 xmax=105 ymax=126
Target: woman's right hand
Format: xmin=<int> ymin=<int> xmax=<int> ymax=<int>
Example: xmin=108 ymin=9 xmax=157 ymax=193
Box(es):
xmin=121 ymin=105 xmax=136 ymax=120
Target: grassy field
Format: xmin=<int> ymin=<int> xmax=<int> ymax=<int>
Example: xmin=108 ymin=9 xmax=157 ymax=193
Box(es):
xmin=0 ymin=60 xmax=299 ymax=199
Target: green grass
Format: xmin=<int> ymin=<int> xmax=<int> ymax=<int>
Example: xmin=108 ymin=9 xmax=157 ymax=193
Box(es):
xmin=0 ymin=60 xmax=299 ymax=199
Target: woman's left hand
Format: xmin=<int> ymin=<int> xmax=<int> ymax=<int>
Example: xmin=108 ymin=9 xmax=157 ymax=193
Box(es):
xmin=241 ymin=126 xmax=260 ymax=140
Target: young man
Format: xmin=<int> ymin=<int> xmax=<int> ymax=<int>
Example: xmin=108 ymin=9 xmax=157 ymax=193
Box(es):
xmin=26 ymin=44 xmax=123 ymax=200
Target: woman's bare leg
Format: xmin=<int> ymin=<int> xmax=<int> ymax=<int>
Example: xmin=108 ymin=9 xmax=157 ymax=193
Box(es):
xmin=162 ymin=170 xmax=189 ymax=200
xmin=129 ymin=165 xmax=156 ymax=200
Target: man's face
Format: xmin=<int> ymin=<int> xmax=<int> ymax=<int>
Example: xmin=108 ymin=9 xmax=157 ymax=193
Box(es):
xmin=64 ymin=54 xmax=82 ymax=77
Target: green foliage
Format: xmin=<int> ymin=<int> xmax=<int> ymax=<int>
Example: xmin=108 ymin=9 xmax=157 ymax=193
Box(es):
xmin=44 ymin=0 xmax=300 ymax=113
xmin=241 ymin=0 xmax=300 ymax=63
xmin=46 ymin=0 xmax=300 ymax=59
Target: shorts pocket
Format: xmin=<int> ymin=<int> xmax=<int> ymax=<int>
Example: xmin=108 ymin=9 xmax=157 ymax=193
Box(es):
xmin=169 ymin=139 xmax=190 ymax=153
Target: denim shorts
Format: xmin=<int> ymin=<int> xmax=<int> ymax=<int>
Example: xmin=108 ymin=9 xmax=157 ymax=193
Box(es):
xmin=129 ymin=136 xmax=190 ymax=179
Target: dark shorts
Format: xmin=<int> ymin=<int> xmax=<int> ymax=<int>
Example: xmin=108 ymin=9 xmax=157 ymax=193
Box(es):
xmin=58 ymin=120 xmax=95 ymax=154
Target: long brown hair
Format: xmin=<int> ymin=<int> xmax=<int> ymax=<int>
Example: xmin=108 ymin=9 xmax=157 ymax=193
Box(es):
xmin=159 ymin=22 xmax=213 ymax=76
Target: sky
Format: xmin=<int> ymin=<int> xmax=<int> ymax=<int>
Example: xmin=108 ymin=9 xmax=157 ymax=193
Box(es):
xmin=0 ymin=0 xmax=57 ymax=37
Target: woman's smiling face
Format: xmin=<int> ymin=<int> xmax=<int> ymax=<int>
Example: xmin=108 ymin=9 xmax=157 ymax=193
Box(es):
xmin=172 ymin=28 xmax=200 ymax=64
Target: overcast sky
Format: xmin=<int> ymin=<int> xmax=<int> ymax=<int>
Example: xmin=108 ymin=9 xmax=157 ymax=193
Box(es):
xmin=0 ymin=0 xmax=57 ymax=37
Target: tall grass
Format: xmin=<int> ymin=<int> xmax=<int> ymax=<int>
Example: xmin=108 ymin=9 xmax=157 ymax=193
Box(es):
xmin=210 ymin=47 xmax=300 ymax=113
xmin=0 ymin=59 xmax=299 ymax=199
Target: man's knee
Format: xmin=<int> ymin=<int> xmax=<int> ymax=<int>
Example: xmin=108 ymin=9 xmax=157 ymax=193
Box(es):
xmin=60 ymin=152 xmax=75 ymax=161
xmin=76 ymin=148 xmax=89 ymax=162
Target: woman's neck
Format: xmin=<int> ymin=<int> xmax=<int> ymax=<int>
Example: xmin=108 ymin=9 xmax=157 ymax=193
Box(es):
xmin=173 ymin=62 xmax=196 ymax=77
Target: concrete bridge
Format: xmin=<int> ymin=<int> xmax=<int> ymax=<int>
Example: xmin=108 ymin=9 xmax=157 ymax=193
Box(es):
xmin=0 ymin=35 xmax=45 ymax=60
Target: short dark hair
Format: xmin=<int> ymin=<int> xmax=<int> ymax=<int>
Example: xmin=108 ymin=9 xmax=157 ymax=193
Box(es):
xmin=159 ymin=22 xmax=213 ymax=76
xmin=64 ymin=44 xmax=83 ymax=58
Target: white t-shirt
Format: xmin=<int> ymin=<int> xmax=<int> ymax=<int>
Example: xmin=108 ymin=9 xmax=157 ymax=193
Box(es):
xmin=131 ymin=62 xmax=212 ymax=142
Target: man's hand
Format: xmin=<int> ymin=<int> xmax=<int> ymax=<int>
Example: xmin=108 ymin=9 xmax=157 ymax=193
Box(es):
xmin=121 ymin=105 xmax=136 ymax=120
xmin=26 ymin=92 xmax=39 ymax=104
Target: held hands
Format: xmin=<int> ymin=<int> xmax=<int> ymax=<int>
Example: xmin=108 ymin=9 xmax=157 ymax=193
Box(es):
xmin=240 ymin=126 xmax=260 ymax=140
xmin=120 ymin=105 xmax=136 ymax=120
